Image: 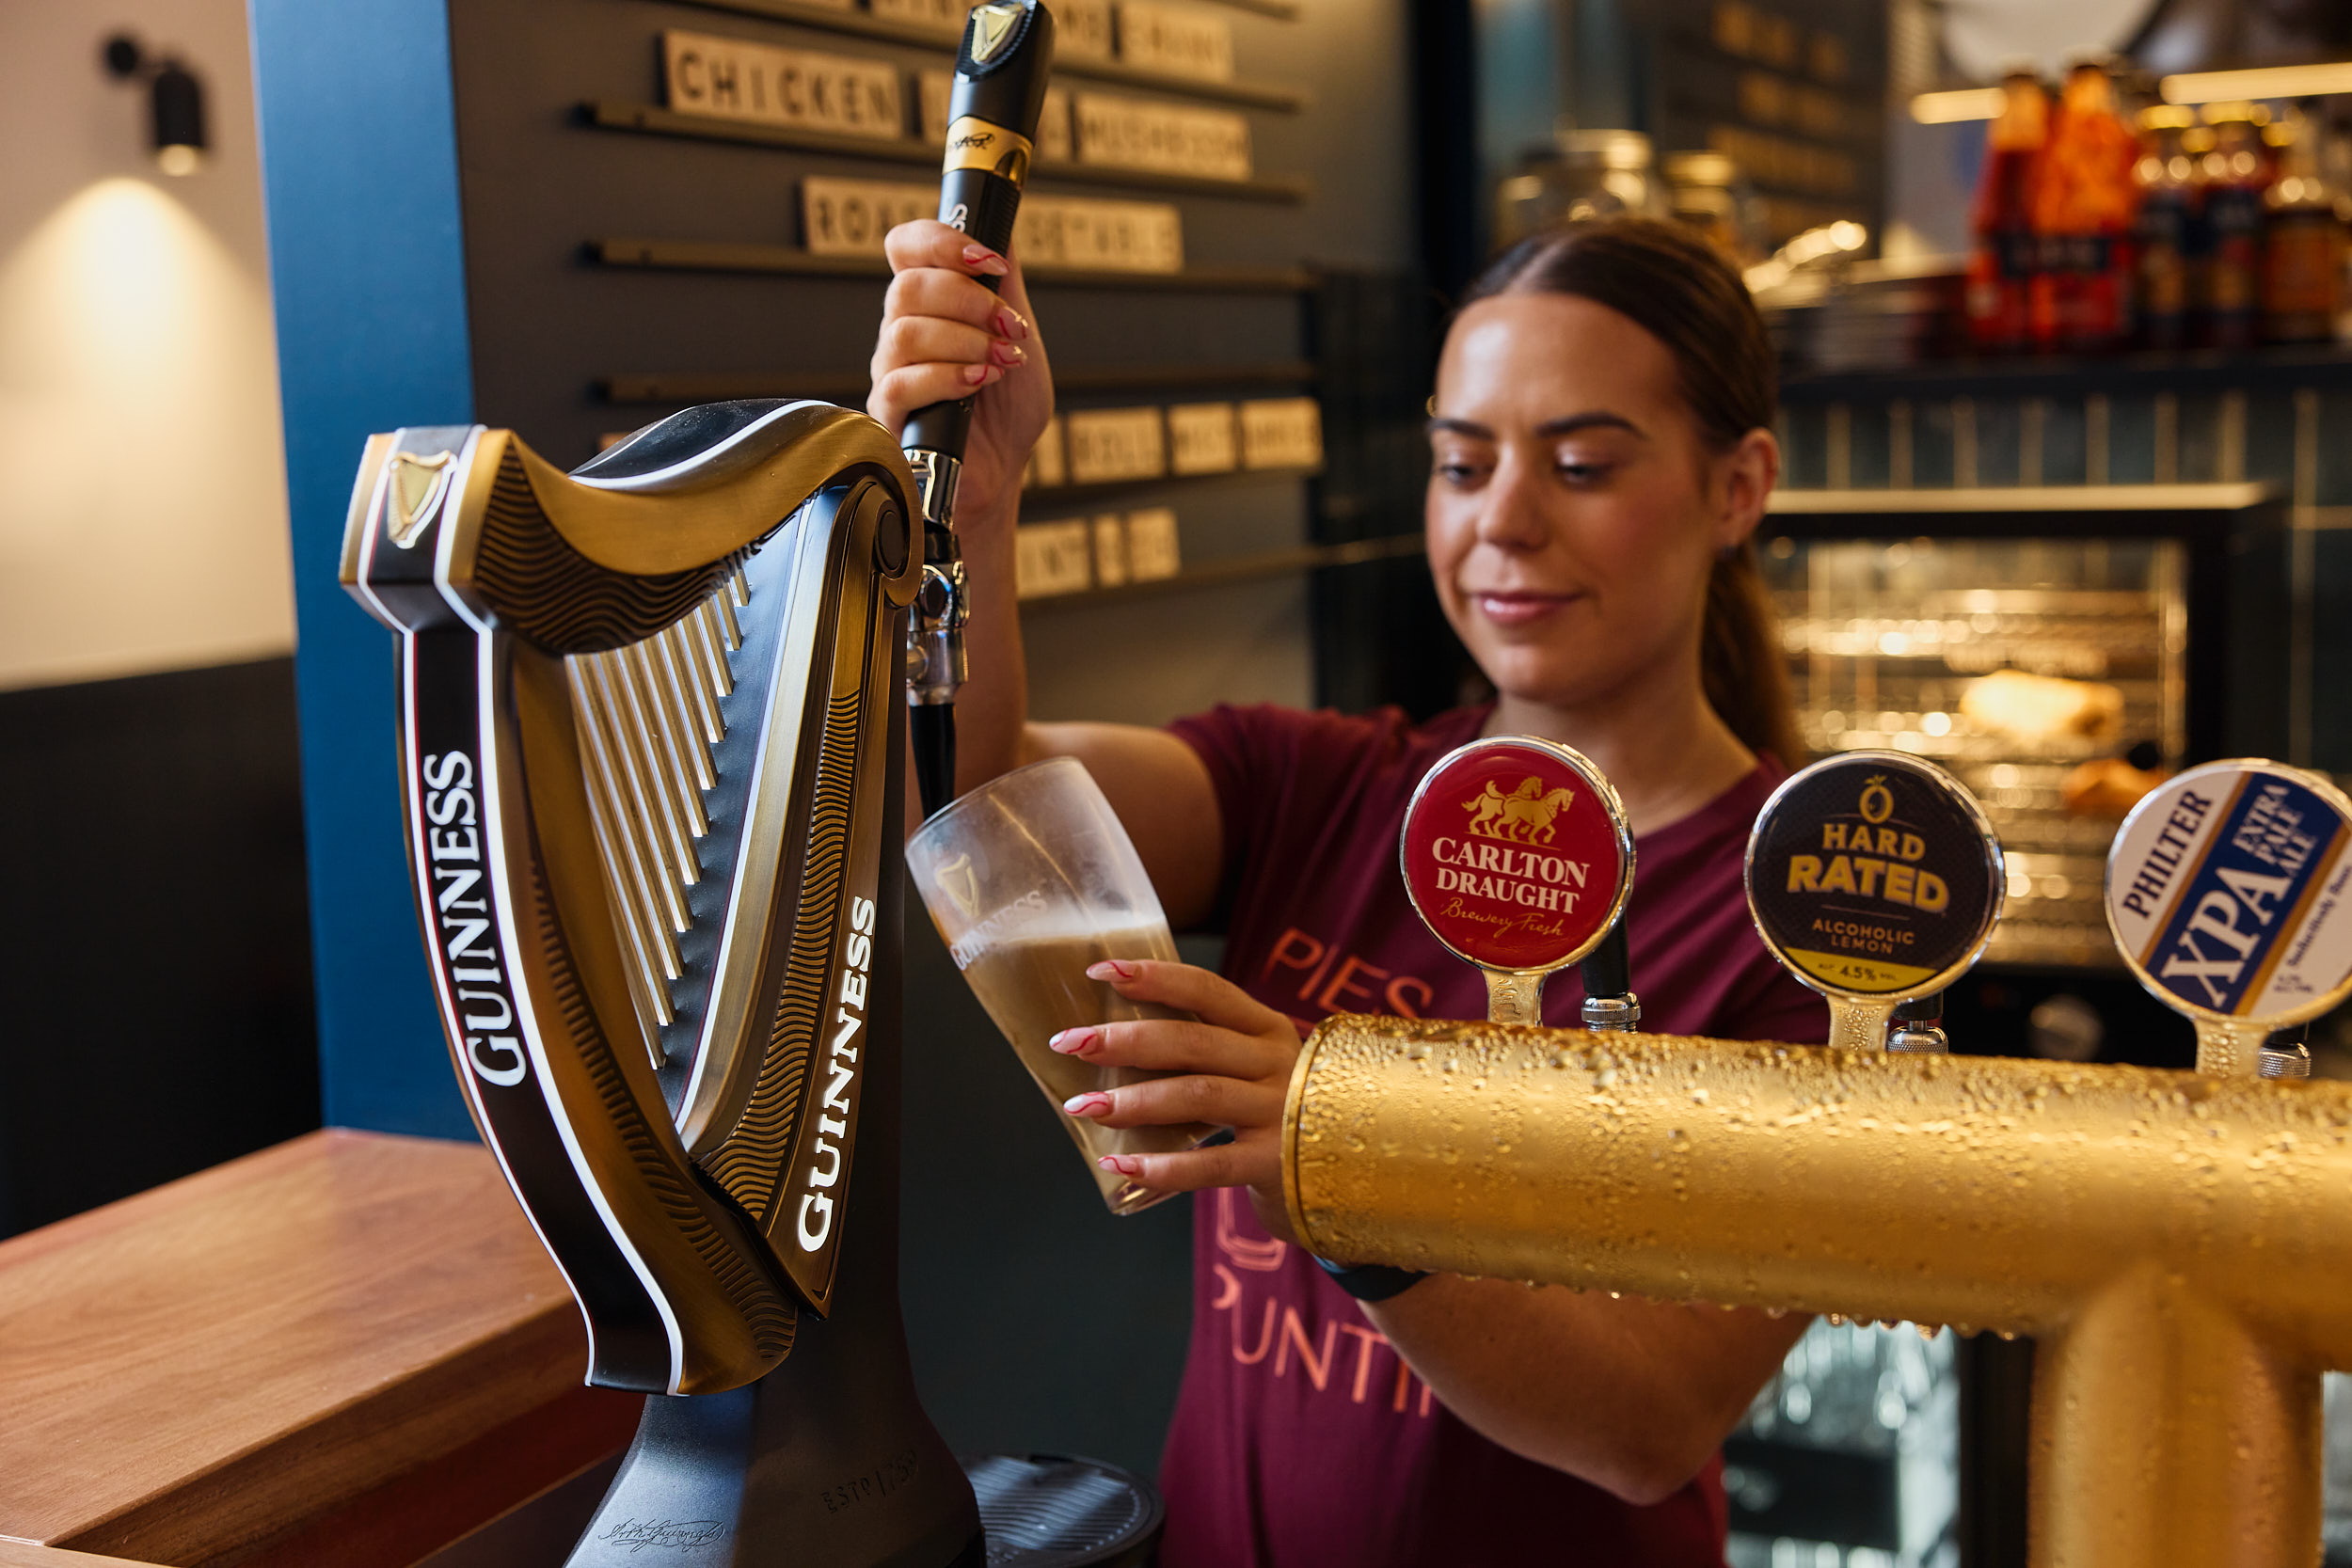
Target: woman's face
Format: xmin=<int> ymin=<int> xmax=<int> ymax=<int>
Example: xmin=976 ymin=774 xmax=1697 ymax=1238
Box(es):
xmin=1426 ymin=291 xmax=1764 ymax=715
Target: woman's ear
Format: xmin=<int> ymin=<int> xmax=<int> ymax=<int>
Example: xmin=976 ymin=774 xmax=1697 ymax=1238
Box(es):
xmin=1712 ymin=427 xmax=1779 ymax=551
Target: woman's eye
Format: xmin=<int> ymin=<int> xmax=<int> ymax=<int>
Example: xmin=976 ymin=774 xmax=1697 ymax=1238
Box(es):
xmin=1434 ymin=458 xmax=1484 ymax=485
xmin=1554 ymin=457 xmax=1613 ymax=484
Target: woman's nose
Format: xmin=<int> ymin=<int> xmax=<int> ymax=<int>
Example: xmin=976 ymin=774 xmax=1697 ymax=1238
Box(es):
xmin=1473 ymin=453 xmax=1550 ymax=551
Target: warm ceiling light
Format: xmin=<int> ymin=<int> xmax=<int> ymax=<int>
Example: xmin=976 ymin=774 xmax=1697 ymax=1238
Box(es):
xmin=101 ymin=33 xmax=207 ymax=176
xmin=2161 ymin=62 xmax=2352 ymax=104
xmin=1910 ymin=87 xmax=2009 ymax=123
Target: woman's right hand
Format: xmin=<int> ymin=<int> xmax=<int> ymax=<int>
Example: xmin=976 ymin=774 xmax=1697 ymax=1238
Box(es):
xmin=868 ymin=219 xmax=1054 ymax=529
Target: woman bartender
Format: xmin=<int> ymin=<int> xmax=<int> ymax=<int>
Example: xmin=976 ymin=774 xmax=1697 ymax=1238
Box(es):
xmin=869 ymin=215 xmax=1830 ymax=1566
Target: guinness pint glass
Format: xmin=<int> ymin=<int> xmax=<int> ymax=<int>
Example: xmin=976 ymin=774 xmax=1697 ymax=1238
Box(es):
xmin=909 ymin=757 xmax=1219 ymax=1213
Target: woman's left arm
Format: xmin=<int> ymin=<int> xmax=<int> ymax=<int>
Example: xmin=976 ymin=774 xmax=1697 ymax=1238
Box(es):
xmin=1058 ymin=958 xmax=1805 ymax=1508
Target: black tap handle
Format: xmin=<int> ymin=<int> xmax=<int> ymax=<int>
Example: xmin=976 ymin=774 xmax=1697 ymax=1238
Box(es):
xmin=1579 ymin=923 xmax=1631 ymax=1007
xmin=901 ymin=0 xmax=1057 ymax=462
xmin=1894 ymin=992 xmax=1944 ymax=1023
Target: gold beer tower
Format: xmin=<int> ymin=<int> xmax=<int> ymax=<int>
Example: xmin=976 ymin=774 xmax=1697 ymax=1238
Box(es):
xmin=1315 ymin=758 xmax=2352 ymax=1567
xmin=1285 ymin=1022 xmax=2345 ymax=1567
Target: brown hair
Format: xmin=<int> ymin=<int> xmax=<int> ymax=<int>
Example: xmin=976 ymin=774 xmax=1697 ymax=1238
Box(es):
xmin=1460 ymin=216 xmax=1805 ymax=769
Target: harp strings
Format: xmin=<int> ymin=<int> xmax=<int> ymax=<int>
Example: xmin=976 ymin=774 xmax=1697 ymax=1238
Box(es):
xmin=566 ymin=567 xmax=753 ymax=1068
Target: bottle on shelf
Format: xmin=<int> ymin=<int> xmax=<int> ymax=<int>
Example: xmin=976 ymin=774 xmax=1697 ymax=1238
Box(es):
xmin=1966 ymin=67 xmax=2049 ymax=356
xmin=2134 ymin=104 xmax=2200 ymax=352
xmin=2263 ymin=103 xmax=2347 ymax=345
xmin=2029 ymin=57 xmax=2140 ymax=354
xmin=2323 ymin=105 xmax=2352 ymax=342
xmin=2199 ymin=101 xmax=2272 ymax=350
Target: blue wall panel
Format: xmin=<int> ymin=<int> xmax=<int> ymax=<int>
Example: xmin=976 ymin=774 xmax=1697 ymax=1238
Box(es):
xmin=250 ymin=0 xmax=476 ymax=1138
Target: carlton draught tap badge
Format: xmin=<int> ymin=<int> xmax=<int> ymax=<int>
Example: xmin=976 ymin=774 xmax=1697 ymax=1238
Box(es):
xmin=1400 ymin=737 xmax=1634 ymax=1024
xmin=1746 ymin=751 xmax=2004 ymax=1052
xmin=2105 ymin=759 xmax=2352 ymax=1077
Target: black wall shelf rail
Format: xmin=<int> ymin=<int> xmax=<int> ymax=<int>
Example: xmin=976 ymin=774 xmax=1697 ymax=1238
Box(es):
xmin=598 ymin=360 xmax=1317 ymax=404
xmin=591 ymin=237 xmax=1314 ymax=293
xmin=672 ymin=0 xmax=1308 ymax=110
xmin=1024 ymin=463 xmax=1321 ymax=509
xmin=582 ymin=103 xmax=1312 ymax=203
xmin=1021 ymin=532 xmax=1425 ymax=614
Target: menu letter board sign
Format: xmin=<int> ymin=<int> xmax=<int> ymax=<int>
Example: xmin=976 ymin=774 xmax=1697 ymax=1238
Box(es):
xmin=663 ymin=31 xmax=904 ymax=141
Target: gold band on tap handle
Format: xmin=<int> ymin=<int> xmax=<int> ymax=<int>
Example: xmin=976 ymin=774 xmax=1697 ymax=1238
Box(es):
xmin=1282 ymin=1016 xmax=2352 ymax=1568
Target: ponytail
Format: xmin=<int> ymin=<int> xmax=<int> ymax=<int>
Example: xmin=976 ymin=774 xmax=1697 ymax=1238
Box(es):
xmin=1704 ymin=542 xmax=1805 ymax=768
xmin=1464 ymin=217 xmax=1805 ymax=768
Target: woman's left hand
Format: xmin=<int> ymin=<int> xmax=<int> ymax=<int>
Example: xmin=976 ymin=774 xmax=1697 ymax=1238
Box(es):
xmin=1050 ymin=959 xmax=1303 ymax=1240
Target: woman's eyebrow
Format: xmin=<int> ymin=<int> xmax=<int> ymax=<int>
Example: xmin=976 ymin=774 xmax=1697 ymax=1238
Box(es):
xmin=1425 ymin=417 xmax=1494 ymax=439
xmin=1534 ymin=412 xmax=1645 ymax=439
xmin=1424 ymin=413 xmax=1646 ymax=440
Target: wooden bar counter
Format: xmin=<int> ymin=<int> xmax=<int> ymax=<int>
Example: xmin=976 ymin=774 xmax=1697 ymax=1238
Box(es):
xmin=0 ymin=1130 xmax=643 ymax=1567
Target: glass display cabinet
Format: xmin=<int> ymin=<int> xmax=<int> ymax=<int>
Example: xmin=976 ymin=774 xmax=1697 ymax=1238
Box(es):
xmin=1723 ymin=484 xmax=2288 ymax=1564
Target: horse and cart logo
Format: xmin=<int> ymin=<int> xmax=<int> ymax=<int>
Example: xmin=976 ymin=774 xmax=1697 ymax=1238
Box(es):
xmin=1463 ymin=776 xmax=1577 ymax=845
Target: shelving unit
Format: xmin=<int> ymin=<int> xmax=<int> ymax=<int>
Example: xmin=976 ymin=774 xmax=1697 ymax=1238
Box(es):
xmin=582 ymin=103 xmax=1314 ymax=201
xmin=598 ymin=360 xmax=1314 ymax=405
xmin=672 ymin=0 xmax=1311 ymax=103
xmin=590 ymin=237 xmax=1314 ymax=291
xmin=1020 ymin=531 xmax=1422 ymax=613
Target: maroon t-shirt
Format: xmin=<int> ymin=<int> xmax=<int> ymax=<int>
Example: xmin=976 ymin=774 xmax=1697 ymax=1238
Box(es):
xmin=1156 ymin=702 xmax=1830 ymax=1568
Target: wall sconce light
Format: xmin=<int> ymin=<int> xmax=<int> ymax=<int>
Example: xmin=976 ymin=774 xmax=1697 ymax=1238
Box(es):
xmin=102 ymin=34 xmax=208 ymax=177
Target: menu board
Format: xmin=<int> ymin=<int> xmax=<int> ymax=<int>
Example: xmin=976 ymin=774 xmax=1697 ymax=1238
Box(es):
xmin=1014 ymin=509 xmax=1184 ymax=597
xmin=1055 ymin=0 xmax=1117 ymax=61
xmin=1015 ymin=520 xmax=1095 ymax=597
xmin=1126 ymin=506 xmax=1181 ymax=579
xmin=1240 ymin=397 xmax=1322 ymax=469
xmin=1117 ymin=0 xmax=1235 ymax=82
xmin=800 ymin=178 xmax=1182 ymax=271
xmin=1167 ymin=403 xmax=1239 ymax=474
xmin=1024 ymin=417 xmax=1068 ymax=489
xmin=1064 ymin=408 xmax=1168 ymax=483
xmin=1017 ymin=196 xmax=1183 ymax=272
xmin=661 ymin=29 xmax=904 ymax=140
xmin=1073 ymin=90 xmax=1252 ymax=180
xmin=801 ymin=178 xmax=934 ymax=256
xmin=1091 ymin=515 xmax=1131 ymax=585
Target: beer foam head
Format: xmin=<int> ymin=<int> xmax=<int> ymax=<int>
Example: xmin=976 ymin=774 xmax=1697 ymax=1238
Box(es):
xmin=1399 ymin=736 xmax=1632 ymax=974
xmin=2105 ymin=759 xmax=2352 ymax=1026
xmin=1744 ymin=751 xmax=2005 ymax=1001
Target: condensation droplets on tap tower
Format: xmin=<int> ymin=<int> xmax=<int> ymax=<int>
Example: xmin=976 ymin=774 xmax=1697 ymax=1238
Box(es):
xmin=6 ymin=0 xmax=2352 ymax=1565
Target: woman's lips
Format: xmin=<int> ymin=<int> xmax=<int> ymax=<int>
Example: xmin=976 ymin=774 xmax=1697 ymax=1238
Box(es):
xmin=1470 ymin=591 xmax=1580 ymax=626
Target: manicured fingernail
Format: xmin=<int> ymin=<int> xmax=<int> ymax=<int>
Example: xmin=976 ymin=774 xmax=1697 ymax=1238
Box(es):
xmin=996 ymin=307 xmax=1029 ymax=341
xmin=1064 ymin=1092 xmax=1113 ymax=1118
xmin=1050 ymin=1027 xmax=1099 ymax=1054
xmin=1086 ymin=960 xmax=1139 ymax=981
xmin=991 ymin=340 xmax=1027 ymax=367
xmin=1099 ymin=1155 xmax=1142 ymax=1177
xmin=962 ymin=362 xmax=999 ymax=387
xmin=962 ymin=245 xmax=1010 ymax=277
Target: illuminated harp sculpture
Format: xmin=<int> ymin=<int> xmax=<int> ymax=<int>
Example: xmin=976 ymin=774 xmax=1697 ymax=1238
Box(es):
xmin=342 ymin=401 xmax=980 ymax=1565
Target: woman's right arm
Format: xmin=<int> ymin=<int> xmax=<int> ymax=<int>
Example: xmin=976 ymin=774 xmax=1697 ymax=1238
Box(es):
xmin=868 ymin=220 xmax=1226 ymax=929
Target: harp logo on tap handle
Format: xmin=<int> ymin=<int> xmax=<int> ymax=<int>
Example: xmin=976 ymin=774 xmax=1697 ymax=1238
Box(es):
xmin=1400 ymin=736 xmax=1634 ymax=1025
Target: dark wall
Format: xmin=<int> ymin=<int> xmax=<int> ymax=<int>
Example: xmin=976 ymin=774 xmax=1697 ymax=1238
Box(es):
xmin=0 ymin=658 xmax=319 ymax=1238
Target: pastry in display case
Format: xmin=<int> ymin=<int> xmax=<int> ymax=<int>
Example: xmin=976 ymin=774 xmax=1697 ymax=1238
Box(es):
xmin=1759 ymin=533 xmax=2183 ymax=970
xmin=1759 ymin=486 xmax=2291 ymax=979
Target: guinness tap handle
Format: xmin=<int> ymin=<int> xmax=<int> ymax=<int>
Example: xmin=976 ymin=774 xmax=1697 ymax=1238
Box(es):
xmin=903 ymin=0 xmax=1057 ymax=819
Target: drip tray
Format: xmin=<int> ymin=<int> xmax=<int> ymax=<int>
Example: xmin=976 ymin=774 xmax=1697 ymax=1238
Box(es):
xmin=962 ymin=1453 xmax=1164 ymax=1568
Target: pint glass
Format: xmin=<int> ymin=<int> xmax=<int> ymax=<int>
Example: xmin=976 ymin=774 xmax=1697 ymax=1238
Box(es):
xmin=908 ymin=757 xmax=1220 ymax=1215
